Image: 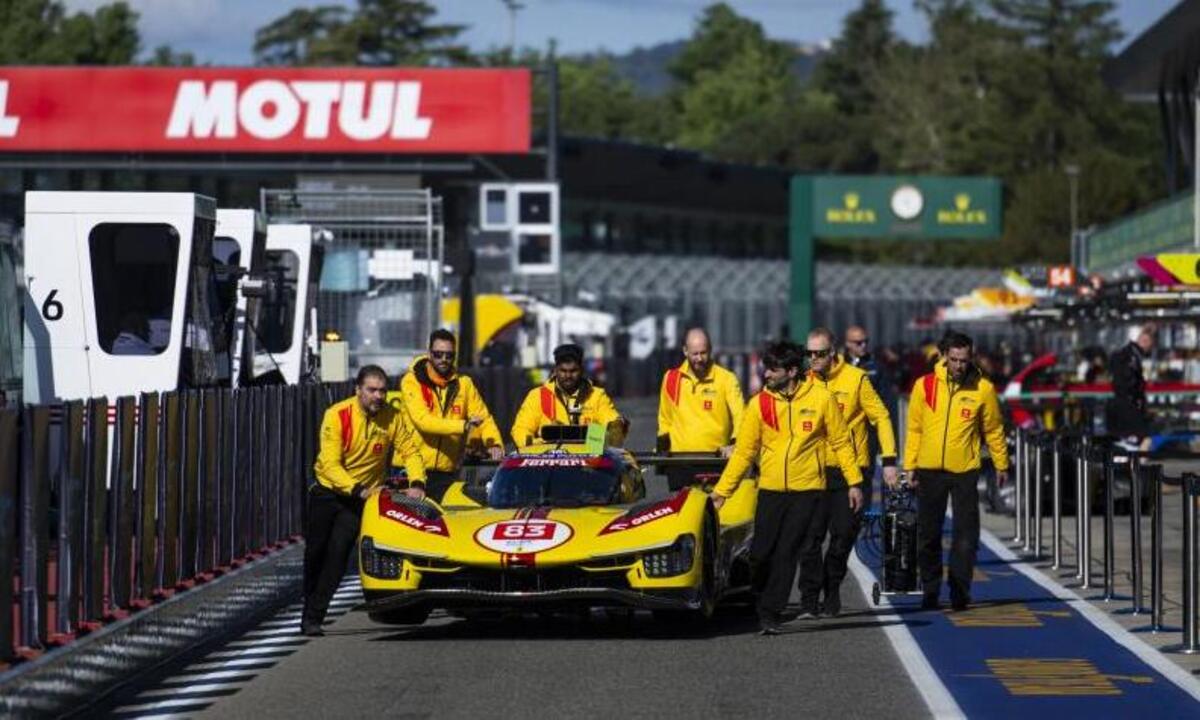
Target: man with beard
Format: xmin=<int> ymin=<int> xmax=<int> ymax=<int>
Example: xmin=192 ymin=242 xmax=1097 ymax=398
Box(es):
xmin=905 ymin=331 xmax=1009 ymax=611
xmin=511 ymin=343 xmax=628 ymax=447
xmin=710 ymin=341 xmax=861 ymax=635
xmin=304 ymin=365 xmax=426 ymax=636
xmin=399 ymin=329 xmax=505 ymax=503
xmin=798 ymin=327 xmax=897 ymax=617
xmin=656 ymin=327 xmax=745 ymax=490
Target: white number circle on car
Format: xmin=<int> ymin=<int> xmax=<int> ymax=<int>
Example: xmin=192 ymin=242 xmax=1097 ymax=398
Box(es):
xmin=475 ymin=520 xmax=573 ymax=554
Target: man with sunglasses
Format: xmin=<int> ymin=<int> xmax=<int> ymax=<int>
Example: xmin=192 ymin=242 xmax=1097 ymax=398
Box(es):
xmin=656 ymin=327 xmax=745 ymax=490
xmin=398 ymin=329 xmax=505 ymax=503
xmin=844 ymin=325 xmax=896 ymax=419
xmin=797 ymin=327 xmax=897 ymax=617
xmin=710 ymin=341 xmax=861 ymax=635
xmin=512 ymin=343 xmax=628 ymax=447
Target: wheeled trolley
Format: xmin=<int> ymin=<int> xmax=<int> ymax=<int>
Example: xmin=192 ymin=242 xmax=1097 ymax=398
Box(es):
xmin=858 ymin=481 xmax=923 ymax=605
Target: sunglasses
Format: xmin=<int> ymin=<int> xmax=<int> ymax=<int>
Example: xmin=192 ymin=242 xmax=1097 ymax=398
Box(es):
xmin=846 ymin=339 xmax=868 ymax=346
xmin=429 ymin=351 xmax=455 ymax=360
xmin=805 ymin=349 xmax=832 ymax=358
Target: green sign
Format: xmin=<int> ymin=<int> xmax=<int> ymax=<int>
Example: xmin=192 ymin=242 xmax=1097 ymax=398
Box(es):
xmin=1086 ymin=191 xmax=1192 ymax=272
xmin=810 ymin=176 xmax=1002 ymax=239
xmin=789 ymin=174 xmax=1003 ymax=341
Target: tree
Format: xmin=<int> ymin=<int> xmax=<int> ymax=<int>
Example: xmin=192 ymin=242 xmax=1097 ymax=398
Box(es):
xmin=0 ymin=0 xmax=140 ymax=64
xmin=253 ymin=0 xmax=468 ymax=67
xmin=146 ymin=45 xmax=196 ymax=67
xmin=812 ymin=0 xmax=900 ymax=171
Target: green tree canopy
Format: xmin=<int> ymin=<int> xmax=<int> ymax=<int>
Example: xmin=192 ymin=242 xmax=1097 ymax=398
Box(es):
xmin=0 ymin=0 xmax=140 ymax=64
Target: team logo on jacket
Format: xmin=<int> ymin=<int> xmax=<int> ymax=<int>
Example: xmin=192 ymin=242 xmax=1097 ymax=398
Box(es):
xmin=452 ymin=404 xmax=462 ymax=415
xmin=703 ymin=400 xmax=713 ymax=411
xmin=960 ymin=409 xmax=972 ymax=419
xmin=475 ymin=520 xmax=573 ymax=554
xmin=802 ymin=421 xmax=813 ymax=432
xmin=372 ymin=443 xmax=384 ymax=454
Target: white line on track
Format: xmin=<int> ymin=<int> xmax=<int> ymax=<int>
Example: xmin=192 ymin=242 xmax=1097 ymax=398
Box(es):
xmin=158 ymin=668 xmax=262 ymax=685
xmin=979 ymin=529 xmax=1200 ymax=703
xmin=110 ymin=697 xmax=218 ymax=713
xmin=137 ymin=681 xmax=247 ymax=698
xmin=847 ymin=553 xmax=965 ymax=719
xmin=206 ymin=645 xmax=304 ymax=659
xmin=242 ymin=627 xmax=302 ymax=638
xmin=225 ymin=637 xmax=309 ymax=649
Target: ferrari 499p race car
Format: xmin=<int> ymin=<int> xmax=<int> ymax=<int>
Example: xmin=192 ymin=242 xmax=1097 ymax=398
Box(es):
xmin=357 ymin=426 xmax=756 ymax=625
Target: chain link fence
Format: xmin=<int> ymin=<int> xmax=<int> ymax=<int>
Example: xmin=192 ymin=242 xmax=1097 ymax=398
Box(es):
xmin=261 ymin=189 xmax=443 ymax=373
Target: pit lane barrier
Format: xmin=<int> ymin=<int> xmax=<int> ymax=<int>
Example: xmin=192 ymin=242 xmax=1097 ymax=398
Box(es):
xmin=0 ymin=381 xmax=354 ymax=668
xmin=1009 ymin=424 xmax=1200 ymax=655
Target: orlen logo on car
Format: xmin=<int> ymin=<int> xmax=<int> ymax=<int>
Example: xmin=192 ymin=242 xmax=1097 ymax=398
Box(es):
xmin=165 ymin=80 xmax=432 ymax=141
xmin=475 ymin=520 xmax=573 ymax=554
xmin=378 ymin=494 xmax=448 ymax=535
xmin=599 ymin=491 xmax=689 ymax=535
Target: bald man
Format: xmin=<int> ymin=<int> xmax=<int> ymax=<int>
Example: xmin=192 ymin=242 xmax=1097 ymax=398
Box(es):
xmin=844 ymin=324 xmax=897 ymax=452
xmin=657 ymin=327 xmax=745 ymax=491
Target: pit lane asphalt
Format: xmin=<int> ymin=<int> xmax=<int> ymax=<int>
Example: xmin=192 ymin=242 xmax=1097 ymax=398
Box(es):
xmin=100 ymin=397 xmax=929 ymax=719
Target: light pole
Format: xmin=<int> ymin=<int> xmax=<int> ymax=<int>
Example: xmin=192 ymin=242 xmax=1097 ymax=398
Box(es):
xmin=501 ymin=0 xmax=525 ymax=55
xmin=1066 ymin=164 xmax=1080 ymax=267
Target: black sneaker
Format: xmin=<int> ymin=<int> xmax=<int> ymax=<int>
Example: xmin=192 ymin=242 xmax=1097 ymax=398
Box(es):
xmin=821 ymin=590 xmax=842 ymax=618
xmin=920 ymin=594 xmax=940 ymax=611
xmin=950 ymin=595 xmax=970 ymax=612
xmin=796 ymin=600 xmax=820 ymax=620
xmin=300 ymin=622 xmax=325 ymax=637
xmin=758 ymin=611 xmax=784 ymax=635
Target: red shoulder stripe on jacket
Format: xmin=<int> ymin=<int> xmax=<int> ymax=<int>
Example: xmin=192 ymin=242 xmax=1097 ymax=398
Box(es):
xmin=665 ymin=368 xmax=682 ymax=405
xmin=338 ymin=406 xmax=353 ymax=453
xmin=420 ymin=384 xmax=436 ymax=412
xmin=923 ymin=373 xmax=938 ymax=411
xmin=540 ymin=387 xmax=556 ymax=420
xmin=759 ymin=392 xmax=779 ymax=431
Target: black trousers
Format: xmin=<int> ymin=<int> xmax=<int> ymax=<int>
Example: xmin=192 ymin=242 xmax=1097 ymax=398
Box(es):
xmin=424 ymin=470 xmax=457 ymax=503
xmin=915 ymin=470 xmax=980 ymax=600
xmin=798 ymin=467 xmax=872 ymax=599
xmin=302 ymin=485 xmax=365 ymax=627
xmin=750 ymin=489 xmax=824 ymax=618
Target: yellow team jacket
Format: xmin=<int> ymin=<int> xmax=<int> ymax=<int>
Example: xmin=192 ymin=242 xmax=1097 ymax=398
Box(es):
xmin=313 ymin=396 xmax=427 ymax=496
xmin=656 ymin=361 xmax=745 ymax=452
xmin=394 ymin=356 xmax=504 ymax=473
xmin=812 ymin=356 xmax=897 ymax=469
xmin=904 ymin=361 xmax=1010 ymax=474
xmin=713 ymin=378 xmax=862 ymax=497
xmin=511 ymin=379 xmax=622 ymax=447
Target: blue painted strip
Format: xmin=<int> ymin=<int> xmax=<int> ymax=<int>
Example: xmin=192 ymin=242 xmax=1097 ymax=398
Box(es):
xmin=856 ymin=524 xmax=1200 ymax=718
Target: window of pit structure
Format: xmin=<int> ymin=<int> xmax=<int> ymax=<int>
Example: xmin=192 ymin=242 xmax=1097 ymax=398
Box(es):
xmin=88 ymin=223 xmax=180 ymax=356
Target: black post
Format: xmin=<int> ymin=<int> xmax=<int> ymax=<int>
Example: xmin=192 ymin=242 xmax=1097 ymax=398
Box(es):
xmin=135 ymin=392 xmax=160 ymax=603
xmin=0 ymin=408 xmax=18 ymax=659
xmin=57 ymin=402 xmax=85 ymax=635
xmin=109 ymin=397 xmax=137 ymax=610
xmin=83 ymin=399 xmax=108 ymax=623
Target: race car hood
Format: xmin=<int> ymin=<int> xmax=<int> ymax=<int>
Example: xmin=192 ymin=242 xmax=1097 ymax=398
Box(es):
xmin=362 ymin=488 xmax=704 ymax=568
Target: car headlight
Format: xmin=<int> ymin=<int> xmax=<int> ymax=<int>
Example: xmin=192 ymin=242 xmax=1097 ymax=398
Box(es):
xmin=360 ymin=536 xmax=403 ymax=580
xmin=641 ymin=534 xmax=696 ymax=578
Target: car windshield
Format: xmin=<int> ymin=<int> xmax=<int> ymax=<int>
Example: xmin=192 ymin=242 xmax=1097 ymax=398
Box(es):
xmin=487 ymin=457 xmax=621 ymax=509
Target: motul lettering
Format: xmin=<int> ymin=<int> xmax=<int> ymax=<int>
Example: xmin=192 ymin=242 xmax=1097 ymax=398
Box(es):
xmin=166 ymin=79 xmax=433 ymax=141
xmin=0 ymin=81 xmax=20 ymax=137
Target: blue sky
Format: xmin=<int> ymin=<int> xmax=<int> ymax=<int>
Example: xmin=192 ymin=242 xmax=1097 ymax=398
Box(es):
xmin=63 ymin=0 xmax=1181 ymax=65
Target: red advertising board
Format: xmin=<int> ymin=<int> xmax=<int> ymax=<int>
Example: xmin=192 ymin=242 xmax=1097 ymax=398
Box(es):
xmin=0 ymin=67 xmax=530 ymax=153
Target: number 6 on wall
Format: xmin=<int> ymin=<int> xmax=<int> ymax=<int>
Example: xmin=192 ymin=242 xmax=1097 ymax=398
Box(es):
xmin=41 ymin=289 xmax=63 ymax=321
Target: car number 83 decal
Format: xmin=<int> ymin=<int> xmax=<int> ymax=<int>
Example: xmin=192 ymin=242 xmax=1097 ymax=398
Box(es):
xmin=475 ymin=520 xmax=573 ymax=554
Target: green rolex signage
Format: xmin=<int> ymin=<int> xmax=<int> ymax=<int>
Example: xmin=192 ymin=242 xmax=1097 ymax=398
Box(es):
xmin=790 ymin=175 xmax=1003 ymax=339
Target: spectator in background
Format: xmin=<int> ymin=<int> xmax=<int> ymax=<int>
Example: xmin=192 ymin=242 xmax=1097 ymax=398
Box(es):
xmin=1106 ymin=325 xmax=1155 ymax=445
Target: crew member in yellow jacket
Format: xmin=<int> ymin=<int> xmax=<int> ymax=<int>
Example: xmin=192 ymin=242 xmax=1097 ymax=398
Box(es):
xmin=797 ymin=327 xmax=899 ymax=617
xmin=398 ymin=329 xmax=504 ymax=502
xmin=710 ymin=341 xmax=862 ymax=635
xmin=305 ymin=365 xmax=426 ymax=636
xmin=656 ymin=327 xmax=744 ymax=490
xmin=905 ymin=330 xmax=1009 ymax=611
xmin=511 ymin=343 xmax=627 ymax=447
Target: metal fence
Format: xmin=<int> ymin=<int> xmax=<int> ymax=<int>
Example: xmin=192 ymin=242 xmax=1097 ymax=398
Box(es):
xmin=0 ymin=382 xmax=352 ymax=663
xmin=262 ymin=189 xmax=444 ymax=372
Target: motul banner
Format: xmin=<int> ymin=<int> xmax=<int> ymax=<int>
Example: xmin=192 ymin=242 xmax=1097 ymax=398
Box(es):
xmin=0 ymin=67 xmax=530 ymax=153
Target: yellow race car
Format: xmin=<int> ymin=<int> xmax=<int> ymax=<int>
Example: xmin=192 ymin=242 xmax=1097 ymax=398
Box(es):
xmin=357 ymin=426 xmax=756 ymax=625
